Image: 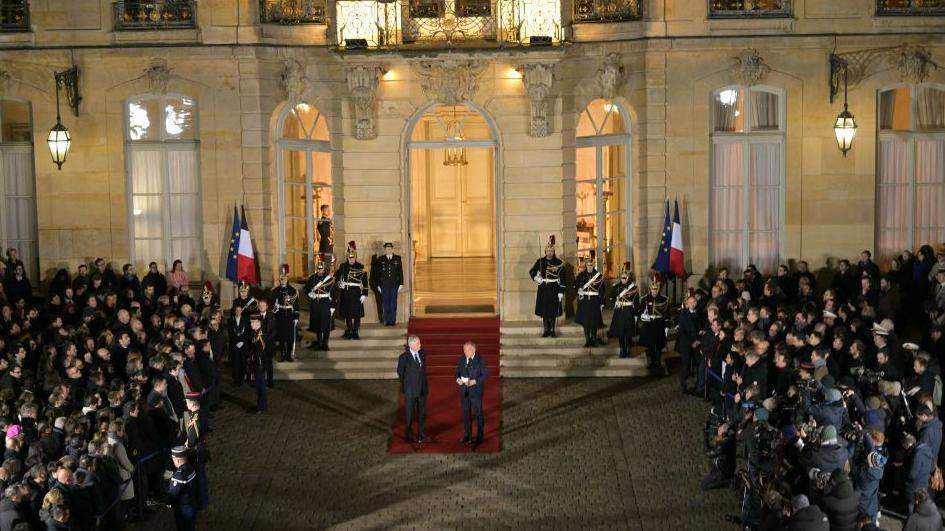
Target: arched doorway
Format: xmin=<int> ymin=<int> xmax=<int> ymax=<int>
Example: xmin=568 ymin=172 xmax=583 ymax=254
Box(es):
xmin=405 ymin=102 xmax=499 ymax=316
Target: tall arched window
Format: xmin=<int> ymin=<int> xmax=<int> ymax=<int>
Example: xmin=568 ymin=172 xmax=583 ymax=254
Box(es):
xmin=710 ymin=86 xmax=784 ymax=274
xmin=576 ymin=98 xmax=630 ymax=279
xmin=0 ymin=99 xmax=37 ymax=280
xmin=277 ymin=102 xmax=332 ymax=278
xmin=125 ymin=94 xmax=201 ymax=274
xmin=876 ymin=84 xmax=945 ymax=263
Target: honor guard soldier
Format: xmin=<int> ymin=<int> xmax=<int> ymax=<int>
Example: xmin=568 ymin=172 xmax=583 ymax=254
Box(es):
xmin=248 ymin=314 xmax=267 ymax=413
xmin=272 ymin=264 xmax=300 ymax=362
xmin=609 ymin=262 xmax=639 ymax=358
xmin=335 ymin=241 xmax=369 ymax=339
xmin=376 ymin=242 xmax=404 ymax=326
xmin=232 ymin=280 xmax=258 ymax=315
xmin=304 ymin=254 xmax=336 ymax=350
xmin=529 ymin=235 xmax=564 ymax=337
xmin=168 ymin=446 xmax=199 ymax=531
xmin=196 ymin=281 xmax=217 ymax=321
xmin=183 ymin=391 xmax=209 ymax=511
xmin=639 ymin=277 xmax=670 ymax=374
xmin=317 ymin=204 xmax=334 ymax=254
xmin=575 ymin=254 xmax=606 ymax=347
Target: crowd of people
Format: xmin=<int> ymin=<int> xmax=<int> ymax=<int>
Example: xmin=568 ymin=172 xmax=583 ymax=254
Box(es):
xmin=676 ymin=247 xmax=945 ymax=530
xmin=0 ymin=248 xmax=221 ymax=531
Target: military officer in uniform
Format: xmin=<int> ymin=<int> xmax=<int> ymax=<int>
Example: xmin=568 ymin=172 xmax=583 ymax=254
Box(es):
xmin=232 ymin=280 xmax=258 ymax=316
xmin=304 ymin=254 xmax=335 ymax=350
xmin=168 ymin=446 xmax=199 ymax=531
xmin=639 ymin=277 xmax=670 ymax=374
xmin=317 ymin=204 xmax=334 ymax=255
xmin=248 ymin=313 xmax=267 ymax=413
xmin=528 ymin=235 xmax=565 ymax=337
xmin=335 ymin=241 xmax=368 ymax=339
xmin=272 ymin=264 xmax=299 ymax=362
xmin=375 ymin=242 xmax=404 ymax=326
xmin=228 ymin=302 xmax=250 ymax=385
xmin=609 ymin=262 xmax=639 ymax=358
xmin=575 ymin=254 xmax=606 ymax=347
xmin=182 ymin=391 xmax=209 ymax=511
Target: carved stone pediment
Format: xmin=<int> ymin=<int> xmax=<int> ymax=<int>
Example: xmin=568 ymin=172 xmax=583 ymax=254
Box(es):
xmin=412 ymin=60 xmax=485 ymax=105
xmin=730 ymin=49 xmax=770 ymax=86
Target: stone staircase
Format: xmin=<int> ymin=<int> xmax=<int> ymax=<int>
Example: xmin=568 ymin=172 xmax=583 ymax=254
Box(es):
xmin=272 ymin=321 xmax=405 ymax=380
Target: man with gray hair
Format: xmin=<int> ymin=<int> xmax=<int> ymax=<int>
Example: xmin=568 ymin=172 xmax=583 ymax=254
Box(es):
xmin=397 ymin=335 xmax=428 ymax=443
xmin=455 ymin=341 xmax=488 ymax=446
xmin=0 ymin=484 xmax=24 ymax=531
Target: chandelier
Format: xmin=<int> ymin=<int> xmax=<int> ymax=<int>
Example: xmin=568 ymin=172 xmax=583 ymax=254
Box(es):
xmin=443 ymin=106 xmax=468 ymax=167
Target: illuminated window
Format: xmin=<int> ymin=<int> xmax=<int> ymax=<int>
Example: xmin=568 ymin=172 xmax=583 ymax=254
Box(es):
xmin=0 ymin=99 xmax=36 ymax=280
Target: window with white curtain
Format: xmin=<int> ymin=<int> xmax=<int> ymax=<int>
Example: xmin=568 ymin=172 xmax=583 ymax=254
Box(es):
xmin=125 ymin=95 xmax=201 ymax=274
xmin=0 ymin=99 xmax=37 ymax=280
xmin=710 ymin=86 xmax=784 ymax=274
xmin=876 ymin=85 xmax=945 ymax=263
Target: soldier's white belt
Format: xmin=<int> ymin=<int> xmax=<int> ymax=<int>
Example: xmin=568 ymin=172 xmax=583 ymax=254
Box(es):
xmin=539 ymin=278 xmax=559 ymax=284
xmin=338 ymin=281 xmax=347 ymax=288
xmin=615 ymin=302 xmax=633 ymax=309
xmin=583 ymin=291 xmax=599 ymax=296
xmin=312 ymin=293 xmax=331 ymax=299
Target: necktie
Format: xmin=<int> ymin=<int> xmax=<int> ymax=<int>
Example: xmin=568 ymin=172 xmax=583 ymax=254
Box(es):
xmin=414 ymin=352 xmax=420 ymax=365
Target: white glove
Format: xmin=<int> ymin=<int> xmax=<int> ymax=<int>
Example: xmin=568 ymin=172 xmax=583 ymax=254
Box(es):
xmin=398 ymin=285 xmax=403 ymax=292
xmin=533 ymin=273 xmax=542 ymax=283
xmin=578 ymin=289 xmax=586 ymax=297
xmin=359 ymin=295 xmax=366 ymax=304
xmin=330 ymin=308 xmax=335 ymax=315
xmin=236 ymin=341 xmax=244 ymax=349
xmin=664 ymin=327 xmax=670 ymax=336
xmin=600 ymin=305 xmax=604 ymax=310
xmin=557 ymin=293 xmax=564 ymax=302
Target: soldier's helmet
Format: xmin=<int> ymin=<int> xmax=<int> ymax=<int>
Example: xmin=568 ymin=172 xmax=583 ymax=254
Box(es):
xmin=346 ymin=241 xmax=357 ymax=260
xmin=583 ymin=254 xmax=595 ymax=268
xmin=649 ymin=275 xmax=661 ymax=292
xmin=201 ymin=281 xmax=213 ymax=302
xmin=279 ymin=264 xmax=289 ymax=282
xmin=544 ymin=235 xmax=556 ymax=253
xmin=620 ymin=261 xmax=631 ymax=281
xmin=238 ymin=280 xmax=250 ymax=297
xmin=315 ymin=254 xmax=326 ymax=271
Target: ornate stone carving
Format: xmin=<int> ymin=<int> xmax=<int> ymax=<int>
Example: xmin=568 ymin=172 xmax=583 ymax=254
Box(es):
xmin=730 ymin=49 xmax=770 ymax=86
xmin=280 ymin=59 xmax=307 ymax=104
xmin=0 ymin=62 xmax=12 ymax=96
xmin=145 ymin=59 xmax=172 ymax=94
xmin=891 ymin=45 xmax=937 ymax=84
xmin=346 ymin=64 xmax=382 ymax=140
xmin=595 ymin=53 xmax=626 ymax=100
xmin=519 ymin=63 xmax=554 ymax=138
xmin=412 ymin=60 xmax=485 ymax=105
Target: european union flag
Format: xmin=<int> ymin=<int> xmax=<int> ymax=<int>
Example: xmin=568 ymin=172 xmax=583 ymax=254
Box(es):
xmin=225 ymin=205 xmax=241 ymax=282
xmin=653 ymin=200 xmax=673 ymax=275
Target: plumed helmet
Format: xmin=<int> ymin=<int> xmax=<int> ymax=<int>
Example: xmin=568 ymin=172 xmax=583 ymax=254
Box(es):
xmin=279 ymin=263 xmax=289 ymax=282
xmin=346 ymin=241 xmax=357 ymax=259
xmin=544 ymin=235 xmax=556 ymax=252
xmin=238 ymin=279 xmax=250 ymax=296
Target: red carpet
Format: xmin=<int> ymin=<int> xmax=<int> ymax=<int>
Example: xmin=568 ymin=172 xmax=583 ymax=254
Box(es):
xmin=389 ymin=317 xmax=501 ymax=454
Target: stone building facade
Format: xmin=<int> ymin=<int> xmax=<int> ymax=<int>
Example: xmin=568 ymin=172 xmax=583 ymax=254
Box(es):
xmin=0 ymin=0 xmax=943 ymax=321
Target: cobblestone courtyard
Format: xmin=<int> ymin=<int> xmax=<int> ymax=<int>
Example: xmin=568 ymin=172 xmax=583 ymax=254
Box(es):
xmin=142 ymin=377 xmax=736 ymax=530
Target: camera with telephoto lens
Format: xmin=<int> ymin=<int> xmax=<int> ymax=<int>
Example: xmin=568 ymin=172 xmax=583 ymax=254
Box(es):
xmin=850 ymin=366 xmax=885 ymax=384
xmin=798 ymin=421 xmax=823 ymax=444
xmin=808 ymin=467 xmax=832 ymax=491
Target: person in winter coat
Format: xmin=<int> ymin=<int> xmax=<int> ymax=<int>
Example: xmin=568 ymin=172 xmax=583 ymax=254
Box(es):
xmin=903 ymin=489 xmax=944 ymax=531
xmin=819 ymin=469 xmax=859 ymax=531
xmin=855 ymin=430 xmax=888 ymax=525
xmin=904 ymin=431 xmax=935 ymax=515
xmin=107 ymin=419 xmax=135 ymax=522
xmin=784 ymin=494 xmax=829 ymax=531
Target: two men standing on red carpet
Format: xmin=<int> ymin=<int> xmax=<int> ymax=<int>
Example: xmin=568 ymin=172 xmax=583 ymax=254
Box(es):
xmin=456 ymin=341 xmax=488 ymax=446
xmin=397 ymin=335 xmax=428 ymax=443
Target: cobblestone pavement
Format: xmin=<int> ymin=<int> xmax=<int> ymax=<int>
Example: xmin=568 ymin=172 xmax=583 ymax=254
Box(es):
xmin=137 ymin=376 xmax=743 ymax=531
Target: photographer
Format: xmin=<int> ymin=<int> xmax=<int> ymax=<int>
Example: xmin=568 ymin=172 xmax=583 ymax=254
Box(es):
xmin=702 ymin=414 xmax=736 ymax=491
xmin=818 ymin=468 xmax=860 ymax=531
xmin=854 ymin=429 xmax=887 ymax=526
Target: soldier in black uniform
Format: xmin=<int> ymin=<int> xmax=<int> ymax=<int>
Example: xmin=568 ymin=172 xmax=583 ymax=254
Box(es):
xmin=609 ymin=262 xmax=639 ymax=358
xmin=248 ymin=313 xmax=267 ymax=413
xmin=228 ymin=302 xmax=250 ymax=385
xmin=195 ymin=281 xmax=217 ymax=322
xmin=528 ymin=235 xmax=564 ymax=337
xmin=639 ymin=277 xmax=670 ymax=374
xmin=272 ymin=264 xmax=299 ymax=362
xmin=317 ymin=204 xmax=334 ymax=254
xmin=232 ymin=280 xmax=258 ymax=316
xmin=334 ymin=241 xmax=368 ymax=339
xmin=182 ymin=391 xmax=209 ymax=511
xmin=575 ymin=254 xmax=606 ymax=347
xmin=375 ymin=242 xmax=404 ymax=326
xmin=304 ymin=254 xmax=335 ymax=350
xmin=168 ymin=446 xmax=199 ymax=531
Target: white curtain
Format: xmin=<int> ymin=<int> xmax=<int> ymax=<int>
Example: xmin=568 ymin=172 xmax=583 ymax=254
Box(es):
xmin=712 ymin=142 xmax=744 ymax=269
xmin=915 ymin=139 xmax=945 ymax=248
xmin=879 ymin=90 xmax=898 ymax=130
xmin=1 ymin=148 xmax=37 ymax=279
xmin=750 ymin=91 xmax=779 ymax=131
xmin=917 ymin=87 xmax=945 ymax=130
xmin=877 ymin=138 xmax=910 ymax=262
xmin=167 ymin=147 xmax=200 ymax=271
xmin=749 ymin=142 xmax=781 ymax=274
xmin=714 ymin=90 xmax=741 ymax=132
xmin=130 ymin=149 xmax=164 ymax=242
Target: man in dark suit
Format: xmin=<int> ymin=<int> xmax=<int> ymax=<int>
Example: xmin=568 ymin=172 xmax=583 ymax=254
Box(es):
xmin=396 ymin=335 xmax=428 ymax=443
xmin=376 ymin=242 xmax=404 ymax=326
xmin=258 ymin=300 xmax=278 ymax=388
xmin=677 ymin=295 xmax=705 ymax=394
xmin=455 ymin=341 xmax=488 ymax=446
xmin=228 ymin=303 xmax=250 ymax=385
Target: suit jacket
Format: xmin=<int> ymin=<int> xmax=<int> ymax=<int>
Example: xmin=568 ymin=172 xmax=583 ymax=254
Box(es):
xmin=260 ymin=312 xmax=278 ymax=355
xmin=228 ymin=316 xmax=250 ymax=353
xmin=455 ymin=355 xmax=488 ymax=400
xmin=397 ymin=349 xmax=428 ymax=397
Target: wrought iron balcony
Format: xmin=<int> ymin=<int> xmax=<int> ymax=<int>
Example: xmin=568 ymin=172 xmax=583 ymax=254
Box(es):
xmin=0 ymin=1 xmax=29 ymax=32
xmin=335 ymin=0 xmax=561 ymax=49
xmin=708 ymin=0 xmax=792 ymax=18
xmin=573 ymin=0 xmax=643 ymax=23
xmin=260 ymin=0 xmax=326 ymax=24
xmin=113 ymin=1 xmax=197 ymax=30
xmin=877 ymin=0 xmax=945 ymax=15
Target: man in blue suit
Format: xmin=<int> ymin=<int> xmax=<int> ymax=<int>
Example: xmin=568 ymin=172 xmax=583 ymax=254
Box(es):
xmin=397 ymin=335 xmax=428 ymax=443
xmin=455 ymin=341 xmax=488 ymax=446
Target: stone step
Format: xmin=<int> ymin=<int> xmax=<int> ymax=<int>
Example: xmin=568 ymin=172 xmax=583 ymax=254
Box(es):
xmin=302 ymin=337 xmax=407 ymax=348
xmin=501 ymin=335 xmax=599 ymax=347
xmin=501 ymin=366 xmax=652 ymax=378
xmin=500 ymin=355 xmax=647 ymax=369
xmin=299 ymin=323 xmax=406 ymax=339
xmin=500 ymin=321 xmax=585 ymax=336
xmin=274 ymin=368 xmax=397 ymax=380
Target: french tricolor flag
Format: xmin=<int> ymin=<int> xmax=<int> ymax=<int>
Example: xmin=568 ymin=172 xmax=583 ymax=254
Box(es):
xmin=669 ymin=199 xmax=686 ymax=277
xmin=237 ymin=205 xmax=259 ymax=286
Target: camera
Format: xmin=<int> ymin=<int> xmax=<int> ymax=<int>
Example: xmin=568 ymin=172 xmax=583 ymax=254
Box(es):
xmin=808 ymin=467 xmax=832 ymax=491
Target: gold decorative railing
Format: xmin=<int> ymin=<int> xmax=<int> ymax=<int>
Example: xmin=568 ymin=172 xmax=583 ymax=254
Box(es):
xmin=708 ymin=0 xmax=791 ymax=17
xmin=335 ymin=0 xmax=561 ymax=49
xmin=876 ymin=0 xmax=945 ymax=15
xmin=573 ymin=0 xmax=643 ymax=23
xmin=260 ymin=0 xmax=327 ymax=24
